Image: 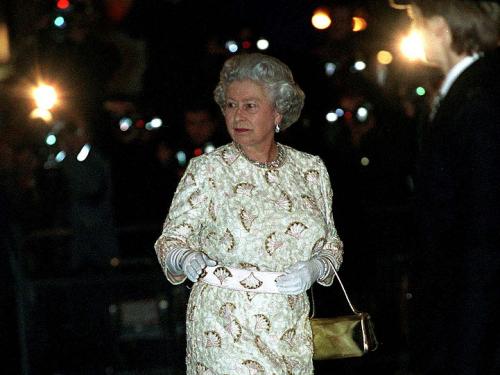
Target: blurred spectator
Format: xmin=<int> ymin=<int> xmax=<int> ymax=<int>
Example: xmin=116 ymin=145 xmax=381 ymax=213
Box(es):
xmin=58 ymin=118 xmax=119 ymax=272
xmin=103 ymin=98 xmax=161 ymax=226
xmin=0 ymin=137 xmax=33 ymax=374
xmin=0 ymin=138 xmax=18 ymax=372
xmin=149 ymin=101 xmax=228 ymax=223
xmin=318 ymin=76 xmax=417 ymax=357
xmin=176 ymin=103 xmax=227 ymax=168
xmin=0 ymin=159 xmax=21 ymax=375
xmin=0 ymin=138 xmax=44 ymax=232
xmin=321 ymin=77 xmax=416 ymax=213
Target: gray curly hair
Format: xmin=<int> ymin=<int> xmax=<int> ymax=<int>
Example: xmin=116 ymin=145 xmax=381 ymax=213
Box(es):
xmin=213 ymin=53 xmax=305 ymax=131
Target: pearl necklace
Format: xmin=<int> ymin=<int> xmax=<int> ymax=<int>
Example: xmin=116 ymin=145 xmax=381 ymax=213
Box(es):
xmin=234 ymin=142 xmax=286 ymax=169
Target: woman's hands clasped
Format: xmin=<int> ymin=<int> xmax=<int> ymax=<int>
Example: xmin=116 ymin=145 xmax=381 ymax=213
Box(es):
xmin=180 ymin=250 xmax=217 ymax=282
xmin=275 ymin=258 xmax=324 ymax=295
xmin=167 ymin=248 xmax=217 ymax=282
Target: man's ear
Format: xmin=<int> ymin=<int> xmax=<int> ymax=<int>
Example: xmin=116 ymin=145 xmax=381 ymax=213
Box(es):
xmin=430 ymin=16 xmax=452 ymax=45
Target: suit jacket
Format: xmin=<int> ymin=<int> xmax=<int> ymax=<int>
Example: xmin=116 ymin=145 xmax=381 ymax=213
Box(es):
xmin=412 ymin=49 xmax=500 ymax=375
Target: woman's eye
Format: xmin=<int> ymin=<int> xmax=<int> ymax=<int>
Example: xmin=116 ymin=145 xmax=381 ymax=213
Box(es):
xmin=245 ymin=103 xmax=257 ymax=111
xmin=226 ymin=102 xmax=237 ymax=109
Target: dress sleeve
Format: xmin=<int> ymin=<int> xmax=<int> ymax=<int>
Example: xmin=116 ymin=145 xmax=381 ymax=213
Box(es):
xmin=315 ymin=157 xmax=344 ymax=286
xmin=154 ymin=157 xmax=211 ymax=284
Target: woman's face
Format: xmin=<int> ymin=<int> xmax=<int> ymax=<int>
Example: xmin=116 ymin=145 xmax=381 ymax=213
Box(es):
xmin=223 ymin=79 xmax=282 ymax=150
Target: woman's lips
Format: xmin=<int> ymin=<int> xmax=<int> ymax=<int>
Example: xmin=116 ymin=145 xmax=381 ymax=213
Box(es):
xmin=234 ymin=128 xmax=250 ymax=133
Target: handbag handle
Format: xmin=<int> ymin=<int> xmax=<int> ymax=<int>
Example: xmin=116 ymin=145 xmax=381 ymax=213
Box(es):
xmin=310 ymin=265 xmax=360 ymax=318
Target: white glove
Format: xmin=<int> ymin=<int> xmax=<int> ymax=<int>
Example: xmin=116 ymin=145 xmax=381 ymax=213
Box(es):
xmin=181 ymin=251 xmax=217 ymax=282
xmin=167 ymin=248 xmax=217 ymax=282
xmin=275 ymin=258 xmax=324 ymax=295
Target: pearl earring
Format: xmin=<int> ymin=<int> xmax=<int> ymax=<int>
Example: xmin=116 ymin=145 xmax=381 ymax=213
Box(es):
xmin=275 ymin=124 xmax=280 ymax=133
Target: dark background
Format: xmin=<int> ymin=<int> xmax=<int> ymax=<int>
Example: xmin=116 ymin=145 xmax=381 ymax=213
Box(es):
xmin=0 ymin=1 xmax=442 ymax=374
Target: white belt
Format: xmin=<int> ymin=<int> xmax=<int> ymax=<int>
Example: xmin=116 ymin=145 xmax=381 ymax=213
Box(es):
xmin=200 ymin=265 xmax=285 ymax=294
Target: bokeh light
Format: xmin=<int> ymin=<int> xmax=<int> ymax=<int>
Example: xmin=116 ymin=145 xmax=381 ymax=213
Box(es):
xmin=356 ymin=107 xmax=369 ymax=122
xmin=352 ymin=17 xmax=367 ymax=32
xmin=312 ymin=8 xmax=332 ymax=30
xmin=45 ymin=133 xmax=57 ymax=146
xmin=225 ymin=40 xmax=238 ymax=53
xmin=119 ymin=117 xmax=132 ymax=131
xmin=56 ymin=0 xmax=70 ymax=10
xmin=353 ymin=60 xmax=366 ymax=71
xmin=400 ymin=30 xmax=425 ymax=61
xmin=326 ymin=111 xmax=338 ymax=123
xmin=176 ymin=151 xmax=187 ymax=166
xmin=54 ymin=16 xmax=66 ymax=28
xmin=377 ymin=50 xmax=393 ymax=65
xmin=33 ymin=84 xmax=58 ymax=110
xmin=416 ymin=86 xmax=426 ymax=96
xmin=55 ymin=151 xmax=66 ymax=162
xmin=256 ymin=39 xmax=269 ymax=50
xmin=30 ymin=108 xmax=53 ymax=122
xmin=325 ymin=62 xmax=336 ymax=76
xmin=77 ymin=144 xmax=91 ymax=162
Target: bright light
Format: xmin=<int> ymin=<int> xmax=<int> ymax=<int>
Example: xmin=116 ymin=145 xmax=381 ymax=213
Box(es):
xmin=54 ymin=16 xmax=66 ymax=28
xmin=352 ymin=17 xmax=367 ymax=32
xmin=30 ymin=108 xmax=53 ymax=122
xmin=225 ymin=40 xmax=238 ymax=53
xmin=145 ymin=117 xmax=163 ymax=131
xmin=56 ymin=0 xmax=70 ymax=10
xmin=361 ymin=157 xmax=370 ymax=166
xmin=325 ymin=62 xmax=336 ymax=76
xmin=312 ymin=8 xmax=332 ymax=30
xmin=377 ymin=50 xmax=393 ymax=65
xmin=356 ymin=107 xmax=369 ymax=122
xmin=204 ymin=143 xmax=215 ymax=154
xmin=151 ymin=117 xmax=163 ymax=128
xmin=55 ymin=151 xmax=66 ymax=162
xmin=33 ymin=84 xmax=57 ymax=110
xmin=46 ymin=133 xmax=57 ymax=146
xmin=326 ymin=112 xmax=338 ymax=123
xmin=176 ymin=151 xmax=187 ymax=166
xmin=256 ymin=39 xmax=269 ymax=50
xmin=400 ymin=30 xmax=426 ymax=61
xmin=77 ymin=144 xmax=91 ymax=162
xmin=353 ymin=61 xmax=366 ymax=71
xmin=416 ymin=86 xmax=426 ymax=96
xmin=119 ymin=117 xmax=132 ymax=131
xmin=335 ymin=108 xmax=345 ymax=117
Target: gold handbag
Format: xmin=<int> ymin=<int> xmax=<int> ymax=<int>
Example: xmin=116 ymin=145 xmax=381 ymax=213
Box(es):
xmin=310 ymin=268 xmax=378 ymax=360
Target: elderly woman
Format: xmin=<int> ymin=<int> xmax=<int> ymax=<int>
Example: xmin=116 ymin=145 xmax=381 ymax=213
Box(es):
xmin=154 ymin=53 xmax=343 ymax=374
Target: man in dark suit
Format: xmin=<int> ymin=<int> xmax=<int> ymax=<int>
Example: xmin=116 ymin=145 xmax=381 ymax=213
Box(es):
xmin=390 ymin=1 xmax=500 ymax=374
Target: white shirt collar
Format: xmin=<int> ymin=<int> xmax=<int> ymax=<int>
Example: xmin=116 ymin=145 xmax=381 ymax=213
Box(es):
xmin=439 ymin=53 xmax=481 ymax=98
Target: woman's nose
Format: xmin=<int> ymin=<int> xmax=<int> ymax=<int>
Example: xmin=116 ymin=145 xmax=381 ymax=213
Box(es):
xmin=233 ymin=106 xmax=244 ymax=121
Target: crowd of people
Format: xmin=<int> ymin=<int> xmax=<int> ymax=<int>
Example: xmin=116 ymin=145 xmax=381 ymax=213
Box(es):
xmin=1 ymin=0 xmax=499 ymax=374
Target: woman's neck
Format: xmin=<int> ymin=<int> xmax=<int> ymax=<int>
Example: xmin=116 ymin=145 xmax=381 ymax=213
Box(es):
xmin=237 ymin=141 xmax=278 ymax=163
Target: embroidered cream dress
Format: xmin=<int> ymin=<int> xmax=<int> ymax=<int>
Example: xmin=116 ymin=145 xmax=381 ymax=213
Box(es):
xmin=155 ymin=143 xmax=343 ymax=375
